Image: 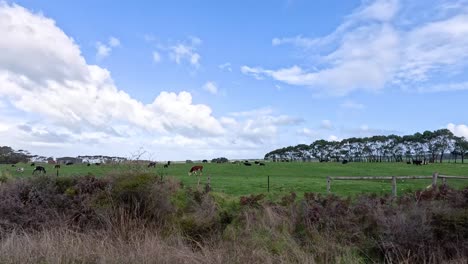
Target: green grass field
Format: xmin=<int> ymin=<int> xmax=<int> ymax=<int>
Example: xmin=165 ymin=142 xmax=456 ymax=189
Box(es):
xmin=2 ymin=162 xmax=468 ymax=197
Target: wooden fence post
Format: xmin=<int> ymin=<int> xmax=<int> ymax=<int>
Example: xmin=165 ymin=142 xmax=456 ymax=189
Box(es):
xmin=432 ymin=172 xmax=439 ymax=189
xmin=327 ymin=176 xmax=331 ymax=194
xmin=392 ymin=176 xmax=397 ymax=197
xmin=267 ymin=176 xmax=270 ymax=192
xmin=442 ymin=177 xmax=447 ymax=187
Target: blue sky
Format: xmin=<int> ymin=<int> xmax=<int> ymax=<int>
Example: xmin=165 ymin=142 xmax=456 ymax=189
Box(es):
xmin=0 ymin=0 xmax=468 ymax=160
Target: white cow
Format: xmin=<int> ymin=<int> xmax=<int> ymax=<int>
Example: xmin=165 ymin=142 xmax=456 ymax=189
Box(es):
xmin=16 ymin=167 xmax=24 ymax=173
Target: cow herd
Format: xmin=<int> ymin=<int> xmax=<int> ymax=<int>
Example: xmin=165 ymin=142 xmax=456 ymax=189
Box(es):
xmin=242 ymin=160 xmax=265 ymax=166
xmin=8 ymin=159 xmax=268 ymax=177
xmin=407 ymin=159 xmax=430 ymax=166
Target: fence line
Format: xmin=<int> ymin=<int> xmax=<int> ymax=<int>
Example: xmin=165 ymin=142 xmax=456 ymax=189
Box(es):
xmin=327 ymin=173 xmax=468 ymax=197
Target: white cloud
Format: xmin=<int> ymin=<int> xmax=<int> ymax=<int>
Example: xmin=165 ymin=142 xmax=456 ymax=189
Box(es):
xmin=109 ymin=37 xmax=120 ymax=47
xmin=297 ymin=128 xmax=317 ymax=138
xmin=169 ymin=43 xmax=201 ymax=67
xmin=202 ymin=81 xmax=218 ymax=94
xmin=355 ymin=0 xmax=399 ymax=22
xmin=96 ymin=37 xmax=120 ymax=59
xmin=0 ymin=3 xmax=222 ymax=138
xmin=96 ymin=42 xmax=111 ymax=59
xmin=340 ymin=100 xmax=365 ymax=109
xmin=416 ymin=82 xmax=468 ymax=93
xmin=152 ymin=51 xmax=161 ymax=63
xmin=328 ymin=135 xmax=339 ymax=141
xmin=218 ymin=62 xmax=232 ymax=72
xmin=244 ymin=0 xmax=468 ymax=95
xmin=320 ymin=120 xmax=333 ymax=130
xmin=0 ymin=4 xmax=299 ymax=159
xmin=272 ymin=35 xmax=318 ymax=47
xmin=447 ymin=123 xmax=468 ymax=139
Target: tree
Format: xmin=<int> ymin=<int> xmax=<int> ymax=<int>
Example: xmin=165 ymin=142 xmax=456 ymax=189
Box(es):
xmin=0 ymin=146 xmax=31 ymax=164
xmin=454 ymin=137 xmax=468 ymax=164
xmin=211 ymin=157 xmax=229 ymax=163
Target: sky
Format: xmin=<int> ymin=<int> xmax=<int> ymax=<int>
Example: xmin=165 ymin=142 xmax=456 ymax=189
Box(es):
xmin=1 ymin=0 xmax=468 ymax=161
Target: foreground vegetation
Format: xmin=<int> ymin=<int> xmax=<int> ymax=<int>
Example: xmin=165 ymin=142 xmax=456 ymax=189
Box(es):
xmin=0 ymin=172 xmax=466 ymax=263
xmin=2 ymin=162 xmax=468 ymax=197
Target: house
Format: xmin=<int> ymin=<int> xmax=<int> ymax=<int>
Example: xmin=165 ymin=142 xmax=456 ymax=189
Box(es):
xmin=56 ymin=157 xmax=83 ymax=164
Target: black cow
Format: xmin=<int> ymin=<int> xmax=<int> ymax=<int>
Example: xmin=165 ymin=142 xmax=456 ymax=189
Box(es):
xmin=412 ymin=160 xmax=422 ymax=166
xmin=202 ymin=160 xmax=208 ymax=163
xmin=244 ymin=162 xmax=252 ymax=166
xmin=33 ymin=166 xmax=46 ymax=175
xmin=11 ymin=164 xmax=16 ymax=167
xmin=167 ymin=161 xmax=171 ymax=166
xmin=87 ymin=163 xmax=91 ymax=166
xmin=406 ymin=161 xmax=411 ymax=165
xmin=164 ymin=164 xmax=169 ymax=168
xmin=259 ymin=162 xmax=265 ymax=166
xmin=66 ymin=162 xmax=74 ymax=166
xmin=254 ymin=161 xmax=260 ymax=164
xmin=95 ymin=163 xmax=101 ymax=166
xmin=148 ymin=162 xmax=156 ymax=168
xmin=342 ymin=160 xmax=348 ymax=164
xmin=30 ymin=163 xmax=35 ymax=167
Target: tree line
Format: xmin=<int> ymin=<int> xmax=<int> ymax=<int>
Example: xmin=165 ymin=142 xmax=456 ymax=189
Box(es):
xmin=0 ymin=146 xmax=33 ymax=164
xmin=264 ymin=129 xmax=468 ymax=163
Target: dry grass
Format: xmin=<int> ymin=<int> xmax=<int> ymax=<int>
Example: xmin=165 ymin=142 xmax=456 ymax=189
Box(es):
xmin=0 ymin=173 xmax=466 ymax=263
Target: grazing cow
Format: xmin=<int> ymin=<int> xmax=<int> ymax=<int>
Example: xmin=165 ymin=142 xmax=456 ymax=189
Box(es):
xmin=16 ymin=167 xmax=24 ymax=173
xmin=147 ymin=162 xmax=157 ymax=168
xmin=167 ymin=161 xmax=171 ymax=166
xmin=202 ymin=160 xmax=208 ymax=163
xmin=342 ymin=160 xmax=348 ymax=164
xmin=30 ymin=163 xmax=35 ymax=167
xmin=244 ymin=162 xmax=252 ymax=166
xmin=412 ymin=160 xmax=422 ymax=166
xmin=188 ymin=165 xmax=203 ymax=176
xmin=11 ymin=164 xmax=16 ymax=167
xmin=254 ymin=161 xmax=260 ymax=164
xmin=259 ymin=162 xmax=265 ymax=166
xmin=87 ymin=163 xmax=91 ymax=166
xmin=164 ymin=164 xmax=169 ymax=168
xmin=95 ymin=163 xmax=101 ymax=166
xmin=33 ymin=166 xmax=46 ymax=175
xmin=406 ymin=161 xmax=411 ymax=165
xmin=66 ymin=162 xmax=74 ymax=166
xmin=54 ymin=164 xmax=61 ymax=169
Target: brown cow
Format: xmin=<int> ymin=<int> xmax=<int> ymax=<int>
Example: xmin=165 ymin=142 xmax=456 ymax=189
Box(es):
xmin=188 ymin=165 xmax=203 ymax=176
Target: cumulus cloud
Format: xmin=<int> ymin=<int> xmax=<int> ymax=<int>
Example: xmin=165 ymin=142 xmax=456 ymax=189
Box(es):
xmin=447 ymin=123 xmax=468 ymax=139
xmin=0 ymin=4 xmax=223 ymax=137
xmin=243 ymin=0 xmax=468 ymax=95
xmin=0 ymin=3 xmax=300 ymax=159
xmin=96 ymin=36 xmax=120 ymax=59
xmin=202 ymin=81 xmax=218 ymax=94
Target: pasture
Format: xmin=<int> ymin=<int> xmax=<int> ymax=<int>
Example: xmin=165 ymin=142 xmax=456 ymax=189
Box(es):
xmin=2 ymin=162 xmax=468 ymax=197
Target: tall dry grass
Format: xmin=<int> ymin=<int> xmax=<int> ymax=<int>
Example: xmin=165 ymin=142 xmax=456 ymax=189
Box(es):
xmin=0 ymin=173 xmax=466 ymax=263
